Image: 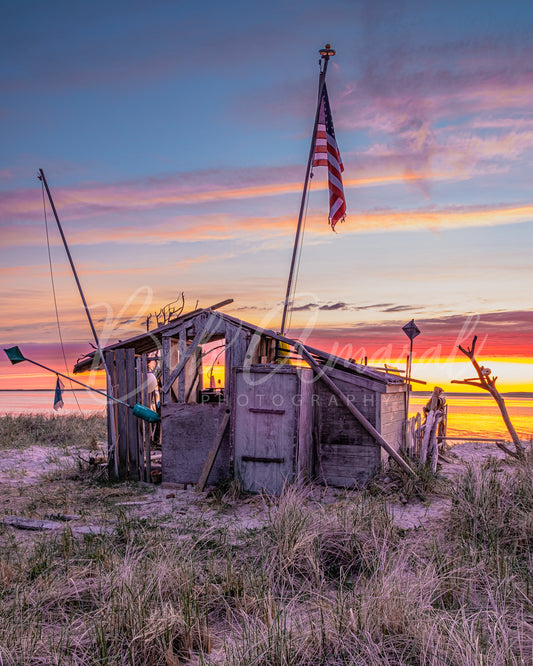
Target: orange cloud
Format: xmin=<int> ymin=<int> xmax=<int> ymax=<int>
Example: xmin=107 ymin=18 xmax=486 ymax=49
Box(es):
xmin=4 ymin=201 xmax=533 ymax=249
xmin=0 ymin=165 xmax=473 ymax=225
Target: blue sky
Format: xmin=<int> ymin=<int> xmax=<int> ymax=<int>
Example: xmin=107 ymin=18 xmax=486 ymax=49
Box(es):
xmin=1 ymin=0 xmax=533 ymax=390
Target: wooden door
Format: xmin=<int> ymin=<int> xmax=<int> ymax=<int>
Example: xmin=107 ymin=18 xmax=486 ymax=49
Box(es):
xmin=233 ymin=367 xmax=298 ymax=494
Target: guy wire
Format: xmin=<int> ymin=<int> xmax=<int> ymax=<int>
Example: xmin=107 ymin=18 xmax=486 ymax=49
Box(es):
xmin=41 ymin=181 xmax=83 ymax=415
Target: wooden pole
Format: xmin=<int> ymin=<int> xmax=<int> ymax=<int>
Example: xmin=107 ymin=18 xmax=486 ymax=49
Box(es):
xmin=39 ymin=168 xmax=120 ymax=476
xmin=296 ymin=344 xmax=415 ymax=476
xmin=280 ymin=46 xmax=335 ymax=335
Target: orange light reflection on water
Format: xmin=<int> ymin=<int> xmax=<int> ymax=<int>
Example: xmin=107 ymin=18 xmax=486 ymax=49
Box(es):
xmin=409 ymin=395 xmax=533 ymax=440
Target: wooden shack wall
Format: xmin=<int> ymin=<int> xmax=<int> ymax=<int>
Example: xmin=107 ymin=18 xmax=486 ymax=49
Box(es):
xmin=106 ymin=348 xmax=141 ymax=480
xmin=314 ymin=369 xmax=403 ymax=488
xmin=379 ymin=387 xmax=407 ymax=464
xmin=161 ymin=403 xmax=231 ymax=485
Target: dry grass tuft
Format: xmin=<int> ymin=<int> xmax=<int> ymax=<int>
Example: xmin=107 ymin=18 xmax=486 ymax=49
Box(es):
xmin=0 ymin=415 xmax=532 ymax=664
xmin=0 ymin=413 xmax=106 ymax=451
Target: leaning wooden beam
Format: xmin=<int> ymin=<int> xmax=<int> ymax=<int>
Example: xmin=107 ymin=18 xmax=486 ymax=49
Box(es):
xmin=296 ymin=344 xmax=415 ymax=476
xmin=162 ymin=313 xmax=215 ymax=394
xmin=195 ymin=410 xmax=231 ymax=493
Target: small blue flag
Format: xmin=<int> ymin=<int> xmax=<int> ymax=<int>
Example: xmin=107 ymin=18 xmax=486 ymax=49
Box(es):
xmin=53 ymin=376 xmax=64 ymax=410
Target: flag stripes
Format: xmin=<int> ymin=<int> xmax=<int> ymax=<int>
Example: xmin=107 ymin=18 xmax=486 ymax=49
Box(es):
xmin=313 ymin=83 xmax=346 ymax=231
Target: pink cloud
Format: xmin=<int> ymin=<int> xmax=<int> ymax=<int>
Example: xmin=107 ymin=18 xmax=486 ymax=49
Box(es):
xmin=2 ymin=199 xmax=533 ymax=250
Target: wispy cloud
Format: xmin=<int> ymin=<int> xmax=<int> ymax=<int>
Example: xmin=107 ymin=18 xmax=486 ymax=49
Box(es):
xmin=3 ymin=198 xmax=533 ymax=249
xmin=2 ymin=159 xmax=533 ymax=249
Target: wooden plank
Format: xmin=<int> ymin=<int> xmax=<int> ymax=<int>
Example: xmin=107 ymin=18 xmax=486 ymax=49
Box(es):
xmin=163 ymin=314 xmax=215 ymax=394
xmin=169 ymin=338 xmax=180 ymax=402
xmin=184 ymin=345 xmax=200 ymax=402
xmin=195 ymin=410 xmax=231 ymax=492
xmin=296 ymin=344 xmax=415 ymax=476
xmin=185 ymin=371 xmax=200 ymax=403
xmin=297 ymin=367 xmax=314 ymax=482
xmin=114 ymin=348 xmax=128 ymax=479
xmin=224 ymin=324 xmax=233 ymax=400
xmin=227 ymin=325 xmax=250 ymax=367
xmin=232 ymin=367 xmax=298 ymax=494
xmin=161 ymin=336 xmax=171 ymax=406
xmin=141 ymin=353 xmax=151 ymax=482
xmin=177 ymin=328 xmax=186 ymax=402
xmin=125 ymin=348 xmax=138 ymax=479
xmin=136 ymin=357 xmax=145 ymax=482
xmin=430 ymin=420 xmax=440 ymax=473
xmin=161 ymin=403 xmax=230 ymax=485
xmin=420 ymin=410 xmax=435 ymax=464
xmin=105 ymin=351 xmax=118 ymax=479
xmin=320 ymin=443 xmax=380 ymax=486
xmin=224 ymin=324 xmax=250 ymax=401
xmin=3 ymin=516 xmax=63 ymax=531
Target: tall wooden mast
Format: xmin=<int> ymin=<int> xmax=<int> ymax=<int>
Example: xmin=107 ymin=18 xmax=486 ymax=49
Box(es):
xmin=280 ymin=44 xmax=336 ymax=335
xmin=38 ymin=169 xmax=120 ymax=477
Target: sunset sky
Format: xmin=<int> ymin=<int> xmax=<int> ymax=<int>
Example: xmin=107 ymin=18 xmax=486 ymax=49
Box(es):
xmin=1 ymin=0 xmax=532 ymax=394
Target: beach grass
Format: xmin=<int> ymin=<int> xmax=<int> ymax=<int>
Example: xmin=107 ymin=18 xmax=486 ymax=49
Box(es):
xmin=0 ymin=413 xmax=106 ymax=451
xmin=0 ymin=415 xmax=531 ymax=664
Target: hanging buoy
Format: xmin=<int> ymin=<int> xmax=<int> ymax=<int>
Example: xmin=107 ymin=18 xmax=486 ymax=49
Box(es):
xmin=4 ymin=346 xmax=160 ymax=423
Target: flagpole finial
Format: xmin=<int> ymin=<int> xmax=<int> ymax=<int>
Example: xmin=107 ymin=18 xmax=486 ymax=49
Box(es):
xmin=319 ymin=44 xmax=336 ymax=58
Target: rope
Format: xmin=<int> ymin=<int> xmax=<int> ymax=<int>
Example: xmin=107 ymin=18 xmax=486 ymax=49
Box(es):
xmin=41 ymin=181 xmax=83 ymax=415
xmin=286 ymin=170 xmax=313 ymax=332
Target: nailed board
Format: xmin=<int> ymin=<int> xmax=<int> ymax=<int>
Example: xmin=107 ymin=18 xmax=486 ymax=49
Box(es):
xmin=161 ymin=403 xmax=230 ymax=485
xmin=314 ymin=372 xmax=382 ymax=487
xmin=379 ymin=391 xmax=406 ymax=463
xmin=232 ymin=366 xmax=303 ymax=494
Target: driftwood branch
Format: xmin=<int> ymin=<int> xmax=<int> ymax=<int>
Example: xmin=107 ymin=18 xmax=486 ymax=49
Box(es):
xmin=457 ymin=336 xmax=524 ymax=460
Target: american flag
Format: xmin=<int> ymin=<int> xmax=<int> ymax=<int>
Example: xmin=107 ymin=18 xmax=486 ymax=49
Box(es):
xmin=313 ymin=83 xmax=346 ymax=231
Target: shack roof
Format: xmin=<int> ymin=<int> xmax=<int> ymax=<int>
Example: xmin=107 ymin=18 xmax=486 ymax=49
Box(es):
xmin=73 ymin=306 xmax=404 ymax=386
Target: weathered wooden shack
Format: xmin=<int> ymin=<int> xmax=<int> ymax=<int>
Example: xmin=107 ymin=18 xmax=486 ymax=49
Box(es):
xmin=74 ymin=305 xmax=408 ymax=493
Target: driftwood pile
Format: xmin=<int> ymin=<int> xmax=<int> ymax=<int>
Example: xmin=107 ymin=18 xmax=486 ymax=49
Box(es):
xmin=404 ymin=387 xmax=446 ymax=473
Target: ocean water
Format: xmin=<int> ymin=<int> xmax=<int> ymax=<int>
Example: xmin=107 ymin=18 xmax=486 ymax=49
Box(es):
xmin=0 ymin=390 xmax=106 ymax=416
xmin=409 ymin=394 xmax=533 ymax=441
xmin=1 ymin=391 xmax=532 ymax=441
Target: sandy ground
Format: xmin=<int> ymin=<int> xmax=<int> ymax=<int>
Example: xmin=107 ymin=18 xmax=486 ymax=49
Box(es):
xmin=0 ymin=438 xmax=514 ymax=540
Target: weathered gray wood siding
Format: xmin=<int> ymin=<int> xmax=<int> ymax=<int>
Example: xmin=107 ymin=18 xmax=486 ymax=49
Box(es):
xmin=231 ymin=365 xmax=313 ymax=494
xmin=297 ymin=368 xmax=314 ymax=482
xmin=161 ymin=403 xmax=230 ymax=485
xmin=105 ymin=348 xmax=140 ymax=480
xmin=315 ymin=369 xmax=384 ymax=488
xmin=379 ymin=387 xmax=407 ymax=464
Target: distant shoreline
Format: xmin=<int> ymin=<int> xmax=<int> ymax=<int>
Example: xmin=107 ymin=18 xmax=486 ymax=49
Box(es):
xmin=411 ymin=391 xmax=533 ymax=398
xmin=2 ymin=389 xmax=532 ymax=398
xmin=0 ymin=389 xmax=101 ymax=393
